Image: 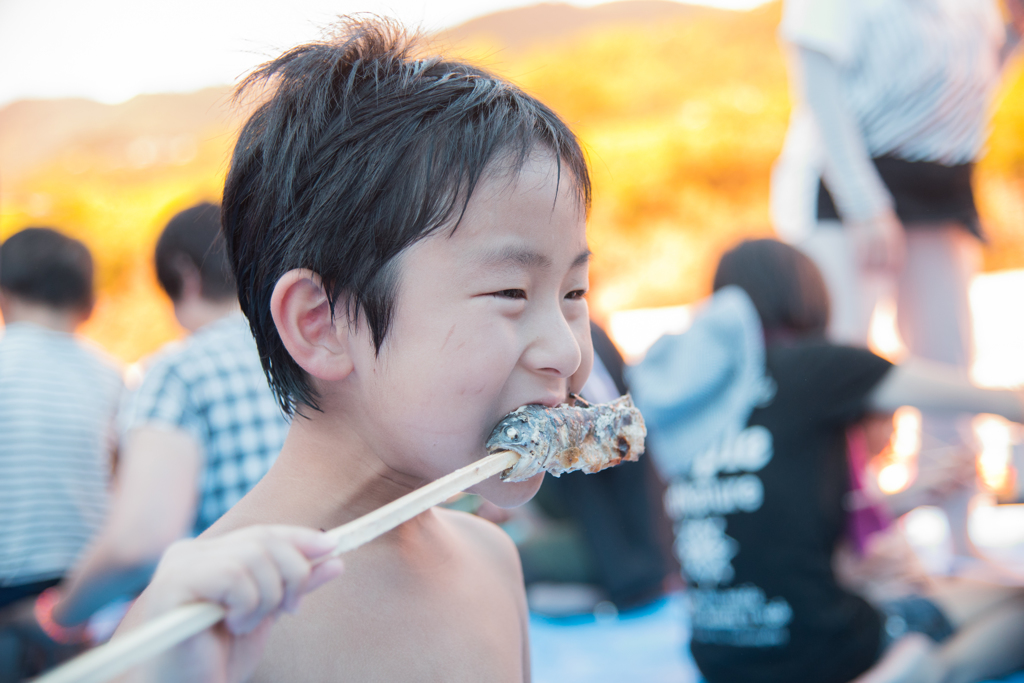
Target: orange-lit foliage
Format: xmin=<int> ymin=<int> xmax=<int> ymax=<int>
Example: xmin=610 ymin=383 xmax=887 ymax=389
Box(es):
xmin=3 ymin=1 xmax=1024 ymax=363
xmin=0 ymin=93 xmax=240 ymax=361
xmin=488 ymin=4 xmax=786 ymax=315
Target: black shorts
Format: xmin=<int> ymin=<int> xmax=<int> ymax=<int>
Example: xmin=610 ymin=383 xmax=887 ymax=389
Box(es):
xmin=0 ymin=577 xmax=61 ymax=611
xmin=817 ymin=156 xmax=982 ymax=239
xmin=877 ymin=595 xmax=955 ymax=653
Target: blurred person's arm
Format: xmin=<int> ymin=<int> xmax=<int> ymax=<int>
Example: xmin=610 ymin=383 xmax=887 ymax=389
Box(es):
xmin=51 ymin=426 xmax=201 ymax=627
xmin=868 ymin=357 xmax=1024 ymax=423
xmin=882 ymin=446 xmax=977 ymax=517
xmin=853 ymin=410 xmax=974 ymax=518
xmin=796 ymin=45 xmax=905 ymax=272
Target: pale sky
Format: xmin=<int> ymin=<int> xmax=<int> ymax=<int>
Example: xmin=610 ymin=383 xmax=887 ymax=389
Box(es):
xmin=0 ymin=0 xmax=769 ymax=106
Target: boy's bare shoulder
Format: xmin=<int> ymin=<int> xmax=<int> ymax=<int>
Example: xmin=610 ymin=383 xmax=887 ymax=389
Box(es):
xmin=435 ymin=506 xmax=523 ymax=580
xmin=249 ymin=506 xmax=529 ymax=682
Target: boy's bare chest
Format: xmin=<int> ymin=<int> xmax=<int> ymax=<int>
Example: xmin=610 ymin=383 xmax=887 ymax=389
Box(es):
xmin=253 ymin=556 xmax=526 ymax=682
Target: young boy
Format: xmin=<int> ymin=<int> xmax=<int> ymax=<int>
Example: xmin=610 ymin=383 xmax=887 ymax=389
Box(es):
xmin=120 ymin=17 xmax=594 ymax=681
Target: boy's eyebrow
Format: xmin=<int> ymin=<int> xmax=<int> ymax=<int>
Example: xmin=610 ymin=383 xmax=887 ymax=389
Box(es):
xmin=478 ymin=246 xmax=551 ymax=269
xmin=476 ymin=247 xmax=591 ymax=269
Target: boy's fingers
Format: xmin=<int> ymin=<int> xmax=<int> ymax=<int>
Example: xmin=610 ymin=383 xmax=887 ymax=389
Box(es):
xmin=152 ymin=541 xmax=238 ymax=610
xmin=268 ymin=525 xmax=337 ymax=560
xmin=306 ymin=558 xmax=344 ymax=595
xmin=222 ymin=571 xmax=261 ymax=633
xmin=150 ymin=526 xmax=341 ymax=632
xmin=263 ymin=537 xmax=315 ymax=613
xmin=239 ymin=546 xmax=286 ymax=630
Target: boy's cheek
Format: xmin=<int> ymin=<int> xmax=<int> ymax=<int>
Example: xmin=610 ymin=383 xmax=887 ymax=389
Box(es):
xmin=437 ymin=347 xmax=520 ymax=407
xmin=568 ymin=339 xmax=595 ymax=395
xmin=568 ymin=364 xmax=592 ymax=395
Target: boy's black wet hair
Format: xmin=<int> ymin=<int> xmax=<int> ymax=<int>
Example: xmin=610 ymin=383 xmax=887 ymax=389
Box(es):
xmin=713 ymin=238 xmax=830 ymax=337
xmin=0 ymin=227 xmax=94 ymax=312
xmin=155 ymin=202 xmax=235 ymax=303
xmin=222 ymin=17 xmax=592 ymax=416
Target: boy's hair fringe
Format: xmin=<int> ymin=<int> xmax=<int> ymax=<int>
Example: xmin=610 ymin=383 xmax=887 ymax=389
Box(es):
xmin=222 ymin=16 xmax=591 ymax=416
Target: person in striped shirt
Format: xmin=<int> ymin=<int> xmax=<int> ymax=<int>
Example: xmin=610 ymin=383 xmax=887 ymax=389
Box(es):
xmin=0 ymin=227 xmax=123 ymax=676
xmin=775 ymin=0 xmax=1024 ymax=565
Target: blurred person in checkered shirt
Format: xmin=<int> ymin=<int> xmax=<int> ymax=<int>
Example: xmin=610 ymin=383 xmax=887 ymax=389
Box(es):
xmin=38 ymin=202 xmax=289 ymax=640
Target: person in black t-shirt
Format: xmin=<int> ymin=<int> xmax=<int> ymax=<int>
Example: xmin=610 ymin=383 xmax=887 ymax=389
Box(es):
xmin=630 ymin=239 xmax=1024 ymax=683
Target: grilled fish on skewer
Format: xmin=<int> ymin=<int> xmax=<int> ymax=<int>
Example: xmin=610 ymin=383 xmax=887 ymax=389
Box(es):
xmin=487 ymin=394 xmax=646 ymax=482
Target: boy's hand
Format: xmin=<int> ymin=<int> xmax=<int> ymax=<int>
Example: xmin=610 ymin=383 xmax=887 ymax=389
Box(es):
xmin=120 ymin=525 xmax=343 ymax=683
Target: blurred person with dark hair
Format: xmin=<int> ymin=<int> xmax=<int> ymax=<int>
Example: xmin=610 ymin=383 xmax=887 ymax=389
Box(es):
xmin=154 ymin=202 xmax=241 ymax=329
xmin=0 ymin=228 xmax=122 ymax=679
xmin=43 ymin=203 xmax=289 ymax=637
xmin=630 ymin=239 xmax=1024 ymax=683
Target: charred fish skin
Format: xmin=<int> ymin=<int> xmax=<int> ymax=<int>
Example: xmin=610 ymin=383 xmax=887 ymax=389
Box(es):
xmin=486 ymin=394 xmax=646 ymax=482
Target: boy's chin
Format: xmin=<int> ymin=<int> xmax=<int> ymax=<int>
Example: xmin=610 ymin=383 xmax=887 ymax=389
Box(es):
xmin=469 ymin=472 xmax=544 ymax=508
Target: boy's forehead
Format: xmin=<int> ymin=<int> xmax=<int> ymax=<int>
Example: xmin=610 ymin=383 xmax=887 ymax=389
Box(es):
xmin=402 ymin=152 xmax=588 ymax=274
xmin=482 ymin=150 xmax=583 ymax=200
xmin=415 ymin=201 xmax=587 ymax=279
xmin=465 ymin=155 xmax=585 ymax=221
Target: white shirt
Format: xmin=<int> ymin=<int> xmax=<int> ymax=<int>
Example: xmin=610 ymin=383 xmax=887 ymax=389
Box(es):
xmin=0 ymin=323 xmax=122 ymax=586
xmin=773 ymin=0 xmax=1008 ymax=227
xmin=781 ymin=0 xmax=1004 ymax=165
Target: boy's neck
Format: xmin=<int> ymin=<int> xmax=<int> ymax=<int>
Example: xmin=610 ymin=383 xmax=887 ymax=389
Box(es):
xmin=265 ymin=412 xmax=430 ymax=531
xmin=0 ymin=296 xmax=86 ymax=333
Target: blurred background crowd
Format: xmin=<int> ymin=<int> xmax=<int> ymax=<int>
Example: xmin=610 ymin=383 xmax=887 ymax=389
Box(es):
xmin=6 ymin=0 xmax=1024 ymax=681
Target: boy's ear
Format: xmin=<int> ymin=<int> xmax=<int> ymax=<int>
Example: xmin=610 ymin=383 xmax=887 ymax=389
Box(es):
xmin=270 ymin=269 xmax=354 ymax=382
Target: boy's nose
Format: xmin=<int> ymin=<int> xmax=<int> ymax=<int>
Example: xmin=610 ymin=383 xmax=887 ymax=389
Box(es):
xmin=525 ymin=305 xmax=583 ymax=379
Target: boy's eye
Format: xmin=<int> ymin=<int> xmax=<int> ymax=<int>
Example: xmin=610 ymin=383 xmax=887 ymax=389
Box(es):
xmin=493 ymin=289 xmax=527 ymax=300
xmin=565 ymin=289 xmax=587 ymax=300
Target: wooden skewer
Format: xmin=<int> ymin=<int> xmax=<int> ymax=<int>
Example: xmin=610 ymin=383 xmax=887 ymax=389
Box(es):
xmin=34 ymin=450 xmax=521 ymax=683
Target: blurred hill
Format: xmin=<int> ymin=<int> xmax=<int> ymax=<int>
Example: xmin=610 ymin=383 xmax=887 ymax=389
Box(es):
xmin=2 ymin=0 xmax=1024 ymax=363
xmin=0 ymin=88 xmax=241 ymax=361
xmin=435 ymin=1 xmax=723 ymax=56
xmin=0 ymin=88 xmax=236 ymax=181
